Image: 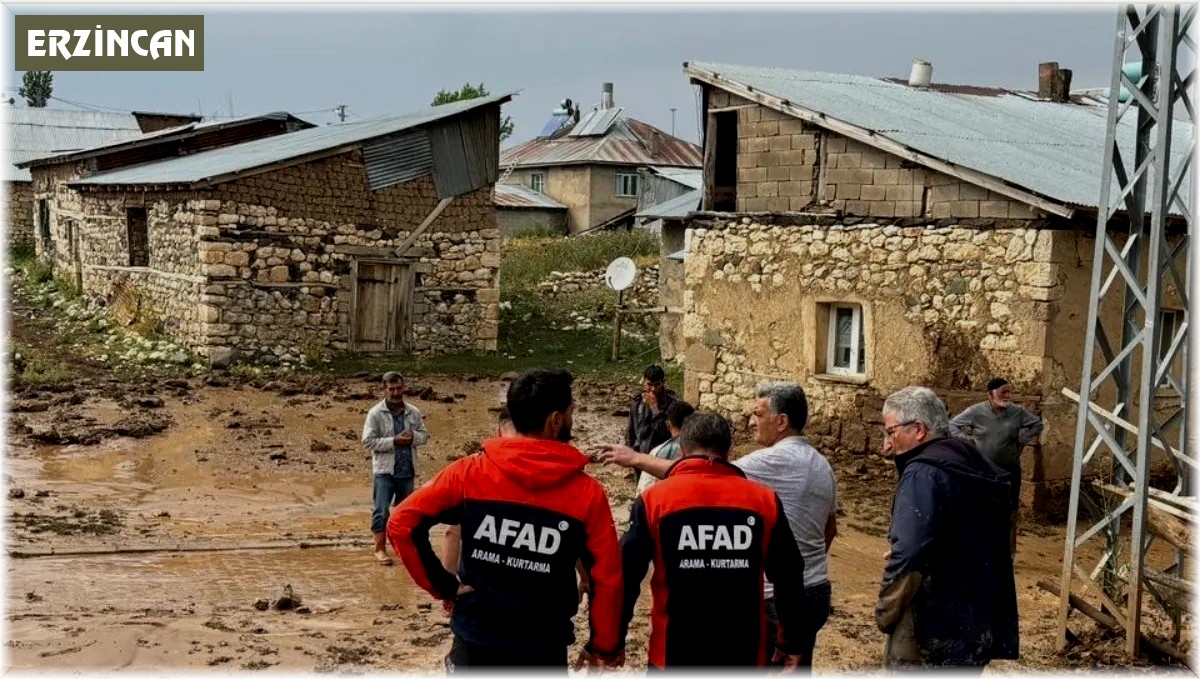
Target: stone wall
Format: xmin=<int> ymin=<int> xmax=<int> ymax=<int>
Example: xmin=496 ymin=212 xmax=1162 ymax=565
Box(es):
xmin=709 ymin=91 xmax=1044 ymax=220
xmin=6 ymin=181 xmax=35 ymax=251
xmin=680 ymin=213 xmax=1073 ymax=511
xmin=536 ymin=264 xmax=659 ymax=309
xmin=496 ymin=208 xmax=567 ymax=237
xmin=40 ymin=149 xmax=500 ymax=362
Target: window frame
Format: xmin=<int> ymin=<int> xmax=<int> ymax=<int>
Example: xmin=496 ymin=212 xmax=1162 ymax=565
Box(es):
xmin=615 ymin=172 xmax=639 ymax=198
xmin=529 ymin=172 xmax=546 ymax=194
xmin=825 ymin=303 xmax=865 ymax=377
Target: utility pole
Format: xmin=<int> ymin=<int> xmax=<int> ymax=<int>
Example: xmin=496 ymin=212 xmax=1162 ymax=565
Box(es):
xmin=335 ymin=104 xmax=347 ymax=123
xmin=670 ymin=107 xmax=677 ymax=136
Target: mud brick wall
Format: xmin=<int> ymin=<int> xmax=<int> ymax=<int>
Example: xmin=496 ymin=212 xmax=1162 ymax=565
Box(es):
xmin=709 ymin=91 xmax=1044 ymax=220
xmin=6 ymin=181 xmax=35 ymax=250
xmin=678 ymin=213 xmax=1077 ymax=513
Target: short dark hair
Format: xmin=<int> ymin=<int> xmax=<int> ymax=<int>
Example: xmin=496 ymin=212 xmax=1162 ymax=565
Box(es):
xmin=497 ymin=404 xmax=511 ymax=425
xmin=643 ymin=364 xmax=666 ymax=383
xmin=986 ymin=377 xmax=1010 ymax=392
xmin=756 ymin=382 xmax=809 ymax=433
xmin=666 ymin=400 xmax=695 ymax=429
xmin=382 ymin=371 xmax=404 ymax=384
xmin=506 ymin=368 xmax=574 ymax=436
xmin=678 ymin=412 xmax=733 ymax=459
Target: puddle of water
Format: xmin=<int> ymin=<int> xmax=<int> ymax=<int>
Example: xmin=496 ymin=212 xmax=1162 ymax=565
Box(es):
xmin=9 ymin=546 xmax=421 ymax=614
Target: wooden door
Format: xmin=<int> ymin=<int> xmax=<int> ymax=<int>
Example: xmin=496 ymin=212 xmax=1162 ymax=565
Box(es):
xmin=352 ymin=259 xmax=413 ymax=352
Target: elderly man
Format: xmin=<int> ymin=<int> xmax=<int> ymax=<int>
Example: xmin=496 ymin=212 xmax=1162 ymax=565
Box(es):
xmin=617 ymin=411 xmax=809 ymax=669
xmin=361 ymin=371 xmax=428 ymax=566
xmin=950 ymin=377 xmax=1044 ymax=552
xmin=600 ymin=382 xmax=836 ymax=670
xmin=877 ymin=386 xmax=1019 ymax=670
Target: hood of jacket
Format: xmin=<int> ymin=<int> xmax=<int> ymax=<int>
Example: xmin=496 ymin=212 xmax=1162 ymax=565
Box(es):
xmin=896 ymin=435 xmax=1013 ymax=511
xmin=481 ymin=436 xmax=589 ymax=491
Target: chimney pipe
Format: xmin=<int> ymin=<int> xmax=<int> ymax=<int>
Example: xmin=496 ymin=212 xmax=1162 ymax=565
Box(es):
xmin=908 ymin=59 xmax=932 ymax=87
xmin=602 ymin=82 xmax=614 ymax=110
xmin=1039 ymin=62 xmax=1073 ymax=102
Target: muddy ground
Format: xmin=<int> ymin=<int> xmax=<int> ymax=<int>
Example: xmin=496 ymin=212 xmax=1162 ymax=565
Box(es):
xmin=4 ymin=283 xmax=1183 ymax=673
xmin=6 ymin=369 xmax=1181 ymax=673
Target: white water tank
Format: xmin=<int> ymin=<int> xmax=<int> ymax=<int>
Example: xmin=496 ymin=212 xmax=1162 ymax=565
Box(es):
xmin=909 ymin=59 xmax=933 ymax=87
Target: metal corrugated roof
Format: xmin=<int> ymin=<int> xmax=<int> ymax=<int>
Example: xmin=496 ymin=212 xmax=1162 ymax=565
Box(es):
xmin=501 ymin=116 xmax=702 ymax=169
xmin=636 ymin=188 xmax=701 ymax=219
xmin=18 ymin=111 xmax=314 ymax=168
xmin=686 ymin=61 xmax=1194 ymax=214
xmin=648 ymin=166 xmax=703 ymax=190
xmin=569 ymin=107 xmax=623 ymax=136
xmin=72 ymin=93 xmax=514 ymax=187
xmin=2 ymin=108 xmax=144 ymax=182
xmin=494 ymin=183 xmax=568 ymax=209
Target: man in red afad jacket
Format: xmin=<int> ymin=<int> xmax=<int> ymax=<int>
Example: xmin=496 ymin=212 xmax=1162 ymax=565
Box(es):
xmin=388 ymin=368 xmax=623 ymax=670
xmin=618 ymin=411 xmax=809 ymax=669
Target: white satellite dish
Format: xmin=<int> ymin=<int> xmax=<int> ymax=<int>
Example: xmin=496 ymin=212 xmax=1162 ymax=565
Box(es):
xmin=604 ymin=257 xmax=637 ymax=292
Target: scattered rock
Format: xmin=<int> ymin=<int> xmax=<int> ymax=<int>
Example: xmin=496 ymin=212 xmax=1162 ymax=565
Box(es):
xmin=413 ymin=386 xmax=436 ymax=401
xmin=269 ymin=452 xmax=288 ymax=461
xmin=439 ymin=395 xmax=456 ymax=404
xmin=295 ymin=606 xmax=311 ymax=614
xmin=163 ymin=379 xmax=190 ymax=390
xmin=611 ymin=409 xmax=630 ymax=418
xmin=417 ymin=602 xmax=432 ymax=611
xmin=9 ymin=488 xmax=25 ymax=500
xmin=34 ymin=490 xmax=51 ymax=498
xmin=135 ymin=396 xmax=164 ymax=409
xmin=203 ymin=375 xmax=230 ymax=388
xmin=25 ymin=591 xmax=42 ymax=602
xmin=273 ymin=584 xmax=301 ymax=611
xmin=261 ymin=381 xmax=282 ymax=392
xmin=208 ymin=347 xmax=235 ymax=369
xmin=253 ymin=599 xmax=270 ymax=611
xmin=310 ymin=440 xmax=332 ymax=453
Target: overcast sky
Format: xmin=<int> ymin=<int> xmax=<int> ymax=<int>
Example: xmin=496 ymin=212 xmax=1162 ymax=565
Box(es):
xmin=3 ymin=5 xmax=1122 ymax=146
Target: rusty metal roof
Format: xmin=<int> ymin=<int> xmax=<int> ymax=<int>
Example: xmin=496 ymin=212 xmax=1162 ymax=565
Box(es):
xmin=71 ymin=92 xmax=514 ymax=188
xmin=2 ymin=108 xmax=144 ymax=182
xmin=685 ymin=61 xmax=1193 ymax=216
xmin=494 ymin=183 xmax=567 ymax=209
xmin=500 ymin=115 xmax=701 ymax=170
xmin=18 ymin=112 xmax=315 ymax=168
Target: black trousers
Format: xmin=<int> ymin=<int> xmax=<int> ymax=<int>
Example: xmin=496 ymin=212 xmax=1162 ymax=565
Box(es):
xmin=764 ymin=581 xmax=832 ymax=672
xmin=445 ymin=634 xmax=567 ymax=673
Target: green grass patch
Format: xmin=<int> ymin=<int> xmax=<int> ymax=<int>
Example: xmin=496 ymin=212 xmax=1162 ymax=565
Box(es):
xmin=501 ymin=230 xmax=659 ymax=292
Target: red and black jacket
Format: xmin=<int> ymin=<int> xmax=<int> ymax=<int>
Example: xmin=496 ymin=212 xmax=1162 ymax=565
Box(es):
xmin=387 ymin=436 xmax=622 ymax=656
xmin=619 ymin=456 xmax=807 ymax=668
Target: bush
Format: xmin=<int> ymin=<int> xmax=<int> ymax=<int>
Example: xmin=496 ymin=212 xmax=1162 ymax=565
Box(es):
xmin=501 ymin=230 xmax=659 ymax=291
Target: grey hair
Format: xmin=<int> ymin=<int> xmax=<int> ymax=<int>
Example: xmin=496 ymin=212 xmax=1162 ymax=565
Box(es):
xmin=755 ymin=381 xmax=809 ymax=432
xmin=882 ymin=386 xmax=950 ymax=438
xmin=381 ymin=371 xmax=405 ymax=384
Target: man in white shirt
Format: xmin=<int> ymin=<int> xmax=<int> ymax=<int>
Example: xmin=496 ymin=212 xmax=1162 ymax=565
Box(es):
xmin=599 ymin=382 xmax=837 ymax=670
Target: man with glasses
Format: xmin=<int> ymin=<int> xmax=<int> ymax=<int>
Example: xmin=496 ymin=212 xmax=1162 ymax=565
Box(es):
xmin=876 ymin=386 xmax=1019 ymax=671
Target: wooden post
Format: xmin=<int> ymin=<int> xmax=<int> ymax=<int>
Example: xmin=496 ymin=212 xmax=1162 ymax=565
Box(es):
xmin=611 ymin=289 xmax=624 ymax=362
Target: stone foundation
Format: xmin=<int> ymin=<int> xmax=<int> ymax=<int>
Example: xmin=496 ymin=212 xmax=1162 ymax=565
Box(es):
xmin=6 ymin=181 xmax=35 ymax=250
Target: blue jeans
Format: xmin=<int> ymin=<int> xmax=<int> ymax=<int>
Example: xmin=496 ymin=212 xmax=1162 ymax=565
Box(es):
xmin=372 ymin=474 xmax=415 ymax=535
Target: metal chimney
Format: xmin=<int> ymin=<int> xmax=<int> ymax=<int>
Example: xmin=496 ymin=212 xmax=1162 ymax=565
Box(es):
xmin=601 ymin=82 xmax=614 ymax=110
xmin=908 ymin=59 xmax=932 ymax=87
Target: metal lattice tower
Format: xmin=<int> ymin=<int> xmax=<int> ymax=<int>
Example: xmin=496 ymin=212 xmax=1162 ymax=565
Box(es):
xmin=1058 ymin=4 xmax=1196 ymax=658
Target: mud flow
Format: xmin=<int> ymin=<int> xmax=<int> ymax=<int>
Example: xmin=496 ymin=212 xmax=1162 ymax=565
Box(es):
xmin=5 ymin=375 xmax=1181 ymax=670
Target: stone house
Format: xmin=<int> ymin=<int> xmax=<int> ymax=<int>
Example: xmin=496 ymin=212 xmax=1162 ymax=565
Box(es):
xmin=22 ymin=111 xmax=313 ymax=267
xmin=674 ymin=61 xmax=1191 ymax=516
xmin=4 ymin=108 xmax=199 ymax=250
xmin=27 ymin=94 xmax=512 ymax=364
xmin=493 ymin=183 xmax=568 ymax=237
xmin=499 ymin=84 xmax=702 ymax=234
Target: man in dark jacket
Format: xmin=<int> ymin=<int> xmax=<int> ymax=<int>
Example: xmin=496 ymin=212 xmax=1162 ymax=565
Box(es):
xmin=876 ymin=386 xmax=1019 ymax=670
xmin=618 ymin=411 xmax=809 ymax=669
xmin=388 ymin=368 xmax=623 ymax=671
xmin=624 ymin=364 xmax=677 ymax=454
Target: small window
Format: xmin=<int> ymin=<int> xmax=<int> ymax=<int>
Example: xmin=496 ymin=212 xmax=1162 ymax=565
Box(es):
xmin=530 ymin=173 xmax=545 ymax=194
xmin=127 ymin=207 xmax=148 ymax=267
xmin=826 ymin=303 xmax=866 ymax=376
xmin=1159 ymin=308 xmax=1184 ymax=362
xmin=615 ymin=173 xmax=639 ymax=198
xmin=36 ymin=199 xmax=49 ymax=245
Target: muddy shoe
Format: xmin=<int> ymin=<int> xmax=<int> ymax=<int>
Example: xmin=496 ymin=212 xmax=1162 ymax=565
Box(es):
xmin=374 ymin=549 xmax=393 ymax=566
